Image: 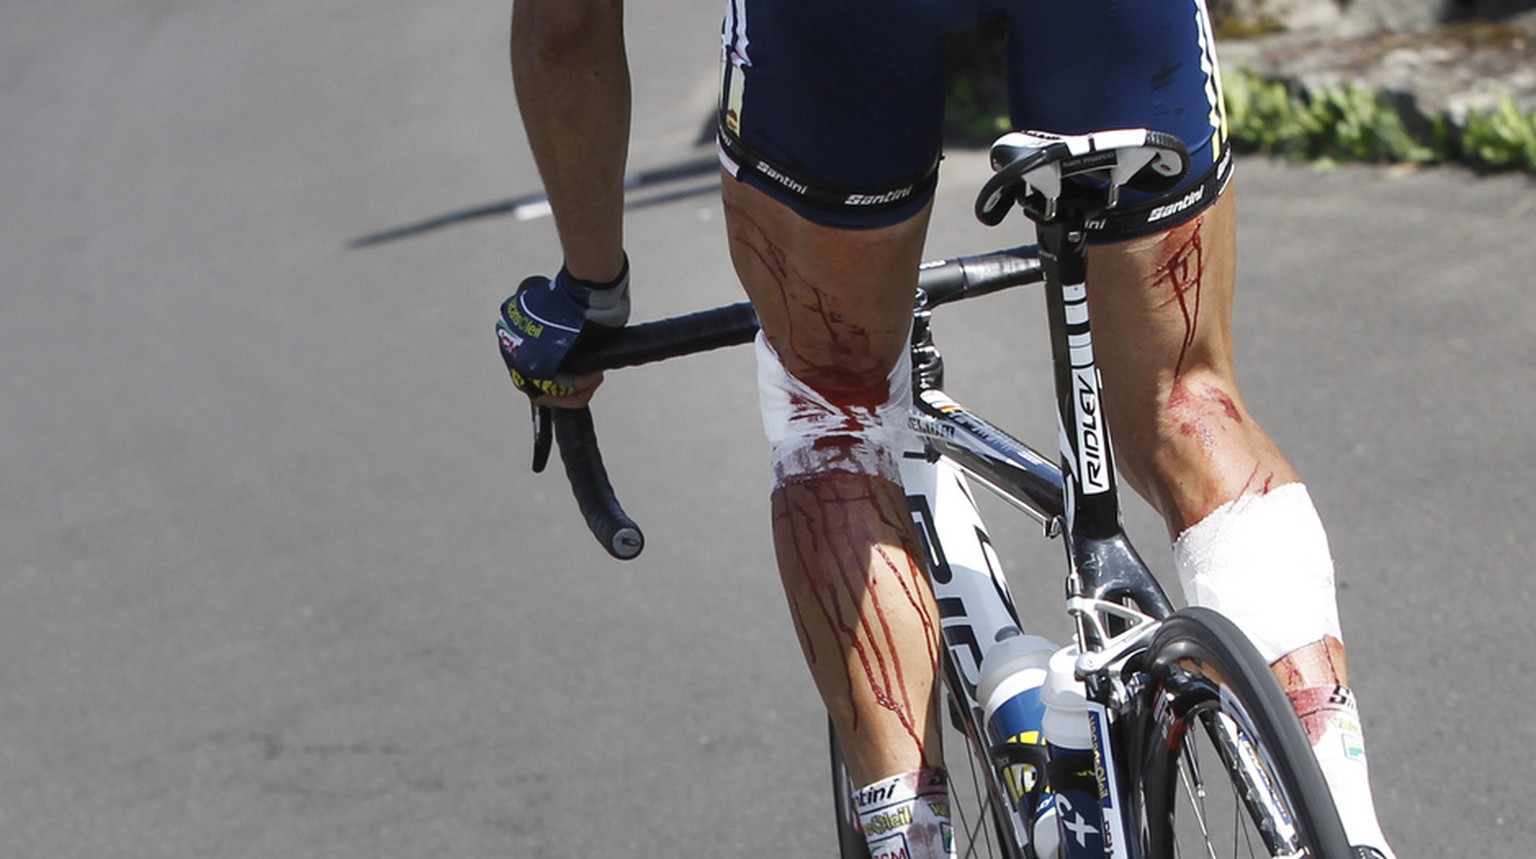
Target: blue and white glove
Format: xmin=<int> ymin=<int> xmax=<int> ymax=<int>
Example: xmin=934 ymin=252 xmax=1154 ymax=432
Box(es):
xmin=497 ymin=260 xmax=631 ymax=400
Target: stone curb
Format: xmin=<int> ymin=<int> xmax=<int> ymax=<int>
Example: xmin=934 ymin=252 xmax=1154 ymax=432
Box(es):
xmin=1218 ymin=20 xmax=1536 ymax=124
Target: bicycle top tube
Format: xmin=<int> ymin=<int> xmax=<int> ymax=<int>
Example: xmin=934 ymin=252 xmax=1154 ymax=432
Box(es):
xmin=908 ymin=386 xmax=1064 ymax=532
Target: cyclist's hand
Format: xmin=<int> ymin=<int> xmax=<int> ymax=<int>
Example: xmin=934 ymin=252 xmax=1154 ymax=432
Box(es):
xmin=497 ymin=262 xmax=630 ymax=408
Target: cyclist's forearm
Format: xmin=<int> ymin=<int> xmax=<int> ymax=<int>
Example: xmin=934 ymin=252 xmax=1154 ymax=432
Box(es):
xmin=510 ymin=0 xmax=630 ymax=283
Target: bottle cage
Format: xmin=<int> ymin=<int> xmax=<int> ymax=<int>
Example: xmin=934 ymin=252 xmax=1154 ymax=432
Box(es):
xmin=975 ymin=129 xmax=1190 ymax=226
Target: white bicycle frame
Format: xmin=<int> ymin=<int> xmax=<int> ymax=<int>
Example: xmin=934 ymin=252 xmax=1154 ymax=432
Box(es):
xmin=895 ymin=264 xmax=1158 ymax=858
xmin=900 ymin=426 xmax=1140 ymax=859
xmin=899 ymin=443 xmax=1037 ymax=848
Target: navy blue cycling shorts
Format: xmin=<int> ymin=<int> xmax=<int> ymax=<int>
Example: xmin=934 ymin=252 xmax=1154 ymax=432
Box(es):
xmin=717 ymin=0 xmax=1232 ymax=234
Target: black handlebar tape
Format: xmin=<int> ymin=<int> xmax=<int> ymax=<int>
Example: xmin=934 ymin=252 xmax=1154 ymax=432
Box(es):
xmin=565 ymin=250 xmax=1040 ymax=376
xmin=568 ymin=302 xmax=760 ymax=375
xmin=552 ymin=406 xmax=644 ymax=560
xmin=917 ymin=245 xmax=1043 ymax=307
xmin=552 ymin=304 xmax=757 ymax=562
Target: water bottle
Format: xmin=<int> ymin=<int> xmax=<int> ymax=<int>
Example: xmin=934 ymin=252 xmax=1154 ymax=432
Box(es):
xmin=978 ymin=630 xmax=1055 ymax=746
xmin=975 ymin=629 xmax=1055 ymax=848
xmin=1040 ymin=645 xmax=1105 ymax=859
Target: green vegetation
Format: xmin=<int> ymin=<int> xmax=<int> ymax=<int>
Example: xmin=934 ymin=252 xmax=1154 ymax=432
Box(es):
xmin=1212 ymin=14 xmax=1287 ymax=41
xmin=945 ymin=72 xmax=1014 ymax=144
xmin=1458 ymin=94 xmax=1536 ymax=172
xmin=940 ymin=27 xmax=1536 ymax=175
xmin=1223 ymin=66 xmax=1536 ymax=174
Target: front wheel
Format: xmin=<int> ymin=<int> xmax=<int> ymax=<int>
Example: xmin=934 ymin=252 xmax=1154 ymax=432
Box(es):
xmin=1129 ymin=607 xmax=1354 ymax=859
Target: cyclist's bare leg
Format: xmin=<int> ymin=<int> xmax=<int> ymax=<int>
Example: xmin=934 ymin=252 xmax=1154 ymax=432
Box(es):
xmin=1080 ymin=190 xmax=1285 ymax=527
xmin=1078 ymin=187 xmax=1338 ymax=676
xmin=1084 ymin=185 xmax=1392 ymax=856
xmin=722 ymin=178 xmax=945 ymax=791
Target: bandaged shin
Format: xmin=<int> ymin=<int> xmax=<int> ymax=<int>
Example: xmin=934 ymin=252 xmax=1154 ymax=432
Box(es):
xmin=1172 ymin=483 xmax=1341 ymax=663
xmin=755 ymin=332 xmax=911 ymax=487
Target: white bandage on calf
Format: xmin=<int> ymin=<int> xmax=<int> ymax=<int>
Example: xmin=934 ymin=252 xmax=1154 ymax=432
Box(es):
xmin=1172 ymin=483 xmax=1342 ymax=663
xmin=755 ymin=332 xmax=911 ymax=487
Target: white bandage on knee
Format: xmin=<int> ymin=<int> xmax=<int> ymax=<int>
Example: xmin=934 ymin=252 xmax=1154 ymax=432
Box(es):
xmin=1172 ymin=483 xmax=1342 ymax=663
xmin=755 ymin=332 xmax=911 ymax=487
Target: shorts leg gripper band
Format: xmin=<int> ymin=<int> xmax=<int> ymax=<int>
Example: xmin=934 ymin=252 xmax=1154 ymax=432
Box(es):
xmin=1172 ymin=483 xmax=1342 ymax=664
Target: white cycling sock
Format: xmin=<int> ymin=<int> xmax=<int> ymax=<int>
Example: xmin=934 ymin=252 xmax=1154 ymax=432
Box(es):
xmin=1291 ymin=685 xmax=1396 ymax=858
xmin=853 ymin=769 xmax=956 ymax=859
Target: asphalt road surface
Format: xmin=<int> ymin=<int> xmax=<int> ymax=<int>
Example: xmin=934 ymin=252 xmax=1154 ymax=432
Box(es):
xmin=5 ymin=0 xmax=1534 ymax=856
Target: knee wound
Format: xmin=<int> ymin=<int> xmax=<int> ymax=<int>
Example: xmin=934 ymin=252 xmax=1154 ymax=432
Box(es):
xmin=1172 ymin=483 xmax=1342 ymax=663
xmin=755 ymin=332 xmax=910 ymax=488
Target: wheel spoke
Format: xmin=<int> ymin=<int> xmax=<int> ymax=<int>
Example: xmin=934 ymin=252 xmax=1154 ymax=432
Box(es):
xmin=1176 ymin=739 xmax=1219 ymax=859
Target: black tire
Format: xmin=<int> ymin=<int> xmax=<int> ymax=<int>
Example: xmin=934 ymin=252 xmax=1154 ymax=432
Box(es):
xmin=828 ymin=689 xmax=1029 ymax=859
xmin=1129 ymin=607 xmax=1355 ymax=859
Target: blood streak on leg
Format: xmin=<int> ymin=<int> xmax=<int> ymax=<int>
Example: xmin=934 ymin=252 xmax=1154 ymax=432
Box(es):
xmin=726 ymin=203 xmax=883 ymax=385
xmin=787 ymin=595 xmax=817 ymax=665
xmin=773 ymin=471 xmax=940 ymax=757
xmin=1272 ymin=635 xmax=1350 ymax=691
xmin=1152 ymin=215 xmax=1206 ymax=377
xmin=1233 ymin=463 xmax=1277 ymax=499
xmin=729 ymin=200 xmax=939 ymax=760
